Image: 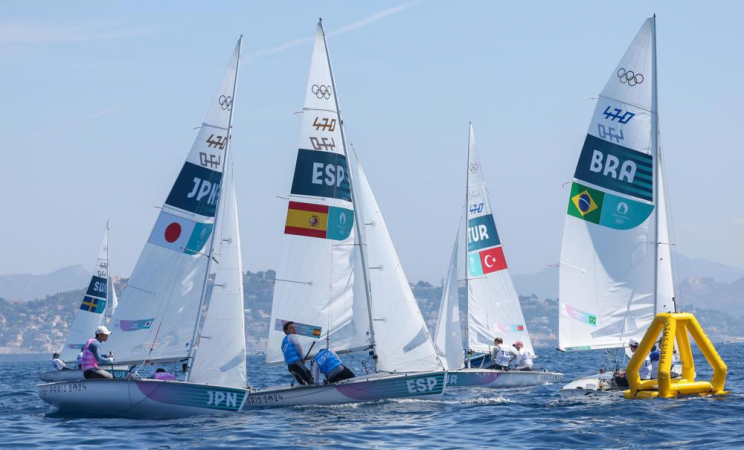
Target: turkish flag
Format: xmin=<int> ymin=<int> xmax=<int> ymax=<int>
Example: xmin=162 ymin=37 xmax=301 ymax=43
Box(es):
xmin=479 ymin=246 xmax=507 ymax=274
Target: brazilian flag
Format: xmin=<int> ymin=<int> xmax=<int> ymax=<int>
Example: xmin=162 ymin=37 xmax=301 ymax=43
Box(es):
xmin=567 ymin=182 xmax=604 ymax=224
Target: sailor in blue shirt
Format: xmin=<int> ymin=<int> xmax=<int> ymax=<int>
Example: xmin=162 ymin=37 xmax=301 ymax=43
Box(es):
xmin=312 ymin=348 xmax=355 ymax=384
xmin=281 ymin=322 xmax=314 ymax=385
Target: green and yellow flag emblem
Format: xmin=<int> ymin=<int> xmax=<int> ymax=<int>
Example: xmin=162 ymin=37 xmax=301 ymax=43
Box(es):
xmin=567 ymin=182 xmax=604 ymax=224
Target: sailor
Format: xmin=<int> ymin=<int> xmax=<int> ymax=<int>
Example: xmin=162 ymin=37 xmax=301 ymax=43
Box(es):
xmin=52 ymin=353 xmax=68 ymax=371
xmin=76 ymin=346 xmax=84 ymax=370
xmin=513 ymin=341 xmax=533 ymax=371
xmin=312 ymin=348 xmax=355 ymax=384
xmin=490 ymin=337 xmax=517 ymax=371
xmin=82 ymin=326 xmax=115 ymax=379
xmin=629 ymin=338 xmax=653 ymax=380
xmin=153 ymin=368 xmax=177 ymax=381
xmin=281 ymin=322 xmax=314 ymax=385
xmin=649 ymin=344 xmax=661 ymax=379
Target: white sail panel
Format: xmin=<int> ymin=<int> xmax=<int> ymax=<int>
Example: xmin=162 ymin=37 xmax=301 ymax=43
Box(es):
xmin=266 ymin=25 xmax=367 ymax=365
xmin=434 ymin=227 xmax=464 ymax=370
xmin=559 ymin=18 xmax=657 ymax=351
xmin=189 ymin=168 xmax=247 ymax=388
xmin=356 ymin=165 xmax=442 ymax=373
xmin=106 ymin=41 xmax=241 ymax=364
xmin=465 ymin=125 xmax=534 ymax=355
xmin=60 ymin=229 xmax=109 ymax=363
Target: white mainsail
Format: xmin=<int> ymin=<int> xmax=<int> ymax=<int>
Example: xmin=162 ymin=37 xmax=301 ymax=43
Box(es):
xmin=355 ymin=164 xmax=443 ymax=373
xmin=559 ymin=18 xmax=659 ymax=351
xmin=465 ymin=125 xmax=534 ymax=355
xmin=266 ymin=23 xmax=367 ymax=364
xmin=433 ymin=226 xmax=464 ymax=370
xmin=60 ymin=228 xmax=110 ymax=362
xmin=189 ymin=163 xmax=247 ymax=388
xmin=106 ymin=40 xmax=242 ymax=365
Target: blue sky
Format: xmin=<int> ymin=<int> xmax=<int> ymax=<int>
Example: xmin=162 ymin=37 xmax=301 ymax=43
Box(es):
xmin=1 ymin=1 xmax=742 ymax=283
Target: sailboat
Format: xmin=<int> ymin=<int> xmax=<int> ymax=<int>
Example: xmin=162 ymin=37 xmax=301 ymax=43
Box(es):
xmin=433 ymin=124 xmax=562 ymax=388
xmin=39 ymin=225 xmax=126 ymax=382
xmin=38 ymin=37 xmax=250 ymax=419
xmin=557 ymin=17 xmax=678 ymax=396
xmin=245 ymin=20 xmax=446 ymax=408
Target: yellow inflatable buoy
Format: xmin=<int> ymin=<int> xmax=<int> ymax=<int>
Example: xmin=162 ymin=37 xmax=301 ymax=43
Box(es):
xmin=624 ymin=312 xmax=728 ymax=399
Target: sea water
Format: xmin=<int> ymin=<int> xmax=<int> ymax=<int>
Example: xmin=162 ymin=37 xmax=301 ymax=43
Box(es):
xmin=2 ymin=343 xmax=743 ymax=449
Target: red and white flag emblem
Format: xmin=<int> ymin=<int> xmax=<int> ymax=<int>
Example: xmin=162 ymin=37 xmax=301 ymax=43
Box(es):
xmin=148 ymin=212 xmax=197 ymax=252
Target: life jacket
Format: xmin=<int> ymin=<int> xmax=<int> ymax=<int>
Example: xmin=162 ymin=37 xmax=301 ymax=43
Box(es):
xmin=82 ymin=338 xmax=99 ymax=371
xmin=154 ymin=372 xmax=177 ymax=381
xmin=315 ymin=349 xmax=342 ymax=376
xmin=281 ymin=335 xmax=301 ymax=365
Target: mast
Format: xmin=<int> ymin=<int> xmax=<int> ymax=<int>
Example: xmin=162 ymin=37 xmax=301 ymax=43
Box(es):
xmin=464 ymin=123 xmax=471 ymax=368
xmin=318 ymin=19 xmax=379 ymax=372
xmin=186 ymin=36 xmax=243 ymax=380
xmin=105 ymin=220 xmax=111 ymax=321
xmin=651 ymin=16 xmax=660 ymax=316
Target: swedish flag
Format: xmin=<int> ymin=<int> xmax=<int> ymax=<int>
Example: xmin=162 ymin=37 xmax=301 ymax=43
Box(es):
xmin=80 ymin=296 xmax=106 ymax=314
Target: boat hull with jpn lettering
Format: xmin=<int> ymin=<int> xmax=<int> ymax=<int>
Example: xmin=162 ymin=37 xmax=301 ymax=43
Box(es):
xmin=244 ymin=371 xmax=447 ymax=408
xmin=445 ymin=369 xmax=563 ymax=388
xmin=38 ymin=379 xmax=248 ymax=419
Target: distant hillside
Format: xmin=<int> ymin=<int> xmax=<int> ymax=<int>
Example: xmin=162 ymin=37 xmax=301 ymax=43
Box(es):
xmin=512 ymin=254 xmax=744 ymax=306
xmin=676 ymin=277 xmax=744 ymax=314
xmin=1 ymin=268 xmax=742 ymax=355
xmin=0 ymin=265 xmax=90 ymax=301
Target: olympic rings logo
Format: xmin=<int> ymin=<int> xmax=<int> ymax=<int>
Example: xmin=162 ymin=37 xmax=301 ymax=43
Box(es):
xmin=219 ymin=95 xmax=233 ymax=111
xmin=617 ymin=68 xmax=644 ymax=87
xmin=312 ymin=84 xmax=332 ymax=99
xmin=469 ymin=163 xmax=479 ymax=174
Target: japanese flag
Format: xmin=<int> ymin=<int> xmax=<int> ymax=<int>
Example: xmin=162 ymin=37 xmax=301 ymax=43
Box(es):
xmin=148 ymin=212 xmax=196 ymax=253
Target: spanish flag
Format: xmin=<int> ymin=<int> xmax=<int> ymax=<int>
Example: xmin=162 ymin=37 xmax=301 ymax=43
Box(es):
xmin=285 ymin=201 xmax=329 ymax=238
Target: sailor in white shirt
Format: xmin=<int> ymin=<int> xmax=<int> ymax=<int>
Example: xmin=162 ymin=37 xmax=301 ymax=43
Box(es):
xmin=629 ymin=338 xmax=652 ymax=380
xmin=52 ymin=353 xmax=67 ymax=371
xmin=513 ymin=341 xmax=533 ymax=371
xmin=490 ymin=337 xmax=517 ymax=371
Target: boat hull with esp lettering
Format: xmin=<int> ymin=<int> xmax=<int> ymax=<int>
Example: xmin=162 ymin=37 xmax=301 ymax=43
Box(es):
xmin=38 ymin=379 xmax=247 ymax=419
xmin=445 ymin=369 xmax=563 ymax=389
xmin=244 ymin=371 xmax=447 ymax=408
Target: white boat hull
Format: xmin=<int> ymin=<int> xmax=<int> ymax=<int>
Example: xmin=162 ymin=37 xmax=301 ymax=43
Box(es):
xmin=38 ymin=371 xmax=447 ymax=418
xmin=560 ymin=363 xmax=684 ymax=398
xmin=38 ymin=367 xmax=130 ymax=382
xmin=559 ymin=372 xmax=621 ymax=398
xmin=445 ymin=369 xmax=562 ymax=389
xmin=244 ymin=371 xmax=447 ymax=408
